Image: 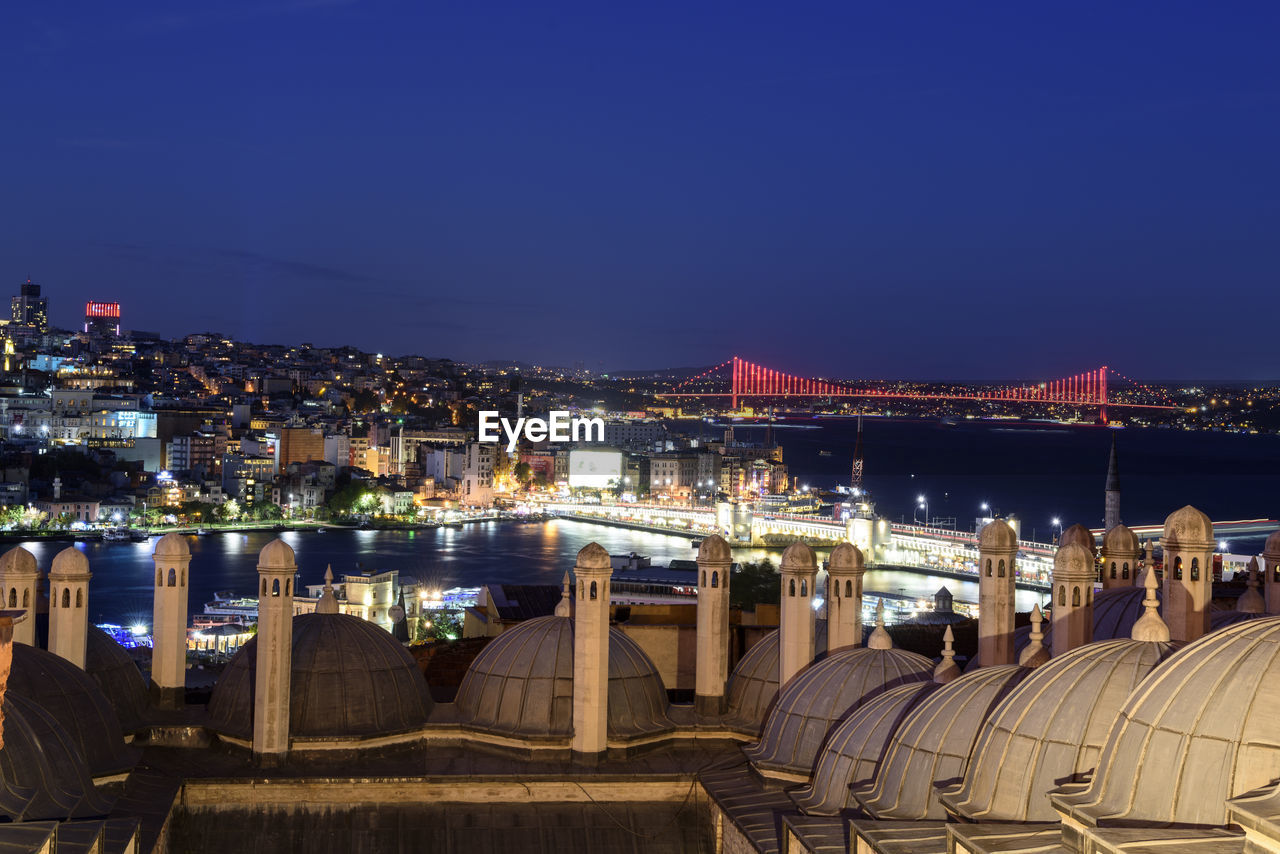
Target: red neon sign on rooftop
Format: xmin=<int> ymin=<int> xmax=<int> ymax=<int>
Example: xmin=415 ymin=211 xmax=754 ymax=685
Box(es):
xmin=85 ymin=302 xmax=121 ymax=318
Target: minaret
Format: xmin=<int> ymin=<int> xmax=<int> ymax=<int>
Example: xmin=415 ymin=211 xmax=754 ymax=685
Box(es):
xmin=778 ymin=541 xmax=818 ymax=687
xmin=1161 ymin=505 xmax=1215 ymax=643
xmin=934 ymin=625 xmax=961 ymax=683
xmin=1237 ymin=557 xmax=1264 ymax=614
xmin=826 ymin=542 xmax=865 ymax=651
xmin=1104 ymin=435 xmax=1121 ymax=532
xmin=1100 ymin=523 xmax=1140 ymax=589
xmin=1051 ymin=541 xmax=1095 ymax=657
xmin=976 ymin=519 xmax=1018 ymax=667
xmin=1019 ymin=604 xmax=1050 ymax=668
xmin=572 ymin=542 xmax=612 ymax=757
xmin=48 ymin=547 xmax=91 ymax=668
xmin=150 ymin=533 xmax=192 ymax=709
xmin=695 ymin=534 xmax=732 ymax=715
xmin=0 ymin=547 xmax=39 ymax=646
xmin=1264 ymin=530 xmax=1280 ymax=616
xmin=254 ymin=538 xmax=297 ymax=763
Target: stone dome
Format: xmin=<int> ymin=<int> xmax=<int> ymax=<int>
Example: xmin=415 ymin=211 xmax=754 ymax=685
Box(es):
xmin=153 ymin=532 xmax=191 ymax=558
xmin=49 ymin=546 xmax=90 ymax=578
xmin=208 ymin=612 xmax=433 ymax=740
xmin=454 ymin=614 xmax=672 ymax=741
xmin=781 ymin=540 xmax=817 ymax=570
xmin=1053 ymin=541 xmax=1096 ymax=580
xmin=1101 ymin=524 xmax=1140 ymax=557
xmin=0 ymin=545 xmax=37 ymax=577
xmin=1059 ymin=617 xmax=1280 ymax=827
xmin=1058 ymin=524 xmax=1096 ymax=553
xmin=257 ymin=538 xmax=295 ymax=569
xmin=827 ymin=542 xmax=864 ymax=573
xmin=743 ymin=645 xmax=933 ymax=777
xmin=85 ymin=625 xmax=149 ymax=731
xmin=1267 ymin=529 xmax=1280 ymax=556
xmin=698 ymin=534 xmax=731 ymax=563
xmin=6 ymin=642 xmax=133 ymax=775
xmin=0 ymin=692 xmax=112 ymax=821
xmin=575 ymin=541 xmax=611 ymax=570
xmin=791 ymin=682 xmax=937 ymax=815
xmin=939 ymin=637 xmax=1180 ymax=822
xmin=723 ymin=621 xmax=828 ymax=735
xmin=1163 ymin=504 xmax=1214 ymax=546
xmin=978 ymin=519 xmax=1017 ymax=552
xmin=854 ymin=664 xmax=1031 ymax=821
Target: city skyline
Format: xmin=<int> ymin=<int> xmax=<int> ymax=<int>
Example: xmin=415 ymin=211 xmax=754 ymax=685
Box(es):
xmin=3 ymin=1 xmax=1279 ymax=378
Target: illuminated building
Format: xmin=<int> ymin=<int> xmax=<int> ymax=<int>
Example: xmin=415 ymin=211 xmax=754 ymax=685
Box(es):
xmin=84 ymin=301 xmax=122 ymax=336
xmin=10 ymin=278 xmax=48 ymax=331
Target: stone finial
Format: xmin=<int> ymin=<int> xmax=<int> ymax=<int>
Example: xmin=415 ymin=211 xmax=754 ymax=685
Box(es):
xmin=554 ymin=571 xmax=571 ymax=617
xmin=1019 ymin=604 xmax=1050 ymax=667
xmin=1131 ymin=559 xmax=1171 ymax=642
xmin=316 ymin=565 xmax=339 ymax=614
xmin=1237 ymin=557 xmax=1264 ymax=614
xmin=867 ymin=600 xmax=893 ymax=650
xmin=934 ymin=625 xmax=961 ymax=683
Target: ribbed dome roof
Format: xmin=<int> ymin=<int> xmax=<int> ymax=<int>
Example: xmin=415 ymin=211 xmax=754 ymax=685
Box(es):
xmin=743 ymin=645 xmax=933 ymax=777
xmin=791 ymin=682 xmax=936 ymax=815
xmin=979 ymin=519 xmax=1017 ymax=551
xmin=208 ymin=612 xmax=432 ymax=739
xmin=1163 ymin=505 xmax=1213 ymax=546
xmin=454 ymin=615 xmax=672 ymax=740
xmin=153 ymin=532 xmax=191 ymax=558
xmin=1058 ymin=524 xmax=1096 ymax=553
xmin=1101 ymin=524 xmax=1140 ymax=556
xmin=940 ymin=638 xmax=1180 ymax=822
xmin=7 ymin=642 xmax=133 ymax=776
xmin=1060 ymin=617 xmax=1280 ymax=827
xmin=85 ymin=625 xmax=149 ymax=731
xmin=854 ymin=664 xmax=1031 ymax=820
xmin=723 ymin=621 xmax=828 ymax=735
xmin=0 ymin=693 xmax=112 ymax=822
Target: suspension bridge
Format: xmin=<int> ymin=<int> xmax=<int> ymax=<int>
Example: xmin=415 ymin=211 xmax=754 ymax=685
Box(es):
xmin=659 ymin=356 xmax=1180 ymax=414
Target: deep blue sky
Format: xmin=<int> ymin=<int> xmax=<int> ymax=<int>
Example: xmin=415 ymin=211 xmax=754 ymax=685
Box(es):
xmin=2 ymin=1 xmax=1278 ymax=379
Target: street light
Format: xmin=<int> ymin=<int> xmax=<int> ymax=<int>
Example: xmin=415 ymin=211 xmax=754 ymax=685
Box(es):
xmin=916 ymin=495 xmax=929 ymax=526
xmin=1052 ymin=517 xmax=1062 ymax=542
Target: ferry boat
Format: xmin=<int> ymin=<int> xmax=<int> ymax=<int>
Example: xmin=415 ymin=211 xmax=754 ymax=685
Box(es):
xmin=103 ymin=528 xmax=131 ymax=542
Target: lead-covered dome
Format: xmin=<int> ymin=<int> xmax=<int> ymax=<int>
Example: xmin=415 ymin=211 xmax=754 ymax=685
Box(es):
xmin=1058 ymin=617 xmax=1280 ymax=827
xmin=0 ymin=693 xmax=113 ymax=821
xmin=939 ymin=638 xmax=1180 ymax=822
xmin=791 ymin=682 xmax=936 ymax=815
xmin=855 ymin=664 xmax=1031 ymax=820
xmin=454 ymin=614 xmax=671 ymax=740
xmin=85 ymin=625 xmax=149 ymax=731
xmin=723 ymin=621 xmax=828 ymax=735
xmin=208 ymin=612 xmax=432 ymax=740
xmin=743 ymin=645 xmax=933 ymax=778
xmin=6 ymin=642 xmax=133 ymax=776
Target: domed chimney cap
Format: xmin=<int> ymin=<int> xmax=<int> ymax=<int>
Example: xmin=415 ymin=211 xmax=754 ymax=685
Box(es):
xmin=1265 ymin=529 xmax=1280 ymax=557
xmin=697 ymin=534 xmax=731 ymax=563
xmin=257 ymin=538 xmax=296 ymax=570
xmin=1054 ymin=542 xmax=1096 ymax=580
xmin=0 ymin=545 xmax=38 ymax=578
xmin=867 ymin=601 xmax=893 ymax=650
xmin=978 ymin=519 xmax=1018 ymax=552
xmin=153 ymin=532 xmax=191 ymax=559
xmin=781 ymin=541 xmax=817 ymax=572
xmin=1162 ymin=505 xmax=1214 ymax=547
xmin=1102 ymin=523 xmax=1140 ymax=557
xmin=49 ymin=546 xmax=90 ymax=579
xmin=1058 ymin=524 xmax=1096 ymax=553
xmin=574 ymin=542 xmax=612 ymax=570
xmin=828 ymin=542 xmax=864 ymax=573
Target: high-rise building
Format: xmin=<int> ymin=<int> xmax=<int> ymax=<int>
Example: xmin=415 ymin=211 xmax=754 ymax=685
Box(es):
xmin=10 ymin=279 xmax=48 ymax=331
xmin=84 ymin=301 xmax=121 ymax=336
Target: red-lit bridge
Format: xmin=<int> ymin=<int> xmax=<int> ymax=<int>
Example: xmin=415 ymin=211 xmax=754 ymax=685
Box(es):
xmin=659 ymin=357 xmax=1180 ymax=413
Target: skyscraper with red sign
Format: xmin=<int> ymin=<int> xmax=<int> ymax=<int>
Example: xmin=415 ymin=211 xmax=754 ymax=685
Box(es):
xmin=84 ymin=301 xmax=121 ymax=336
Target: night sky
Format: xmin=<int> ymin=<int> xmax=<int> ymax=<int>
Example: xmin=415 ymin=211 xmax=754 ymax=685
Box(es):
xmin=3 ymin=1 xmax=1278 ymax=379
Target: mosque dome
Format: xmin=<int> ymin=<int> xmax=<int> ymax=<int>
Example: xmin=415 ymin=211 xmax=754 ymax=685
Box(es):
xmin=575 ymin=542 xmax=612 ymax=570
xmin=85 ymin=625 xmax=149 ymax=731
xmin=0 ymin=545 xmax=38 ymax=577
xmin=790 ymin=682 xmax=937 ymax=815
xmin=1056 ymin=617 xmax=1280 ymax=827
xmin=49 ymin=547 xmax=90 ymax=578
xmin=1266 ymin=529 xmax=1280 ymax=556
xmin=208 ymin=612 xmax=432 ymax=740
xmin=257 ymin=538 xmax=295 ymax=569
xmin=978 ymin=520 xmax=1017 ymax=552
xmin=0 ymin=692 xmax=113 ymax=821
xmin=939 ymin=637 xmax=1180 ymax=822
xmin=698 ymin=534 xmax=731 ymax=563
xmin=853 ymin=664 xmax=1031 ymax=820
xmin=1101 ymin=524 xmax=1140 ymax=556
xmin=6 ymin=642 xmax=133 ymax=776
xmin=153 ymin=532 xmax=191 ymax=559
xmin=1058 ymin=524 xmax=1096 ymax=553
xmin=454 ymin=614 xmax=671 ymax=740
xmin=1163 ymin=505 xmax=1214 ymax=546
xmin=723 ymin=621 xmax=828 ymax=735
xmin=743 ymin=645 xmax=933 ymax=777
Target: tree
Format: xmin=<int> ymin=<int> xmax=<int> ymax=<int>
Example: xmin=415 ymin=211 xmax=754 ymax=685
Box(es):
xmin=513 ymin=462 xmax=532 ymax=486
xmin=328 ymin=482 xmax=370 ymax=517
xmin=729 ymin=559 xmax=781 ymax=610
xmin=217 ymin=499 xmax=241 ymax=522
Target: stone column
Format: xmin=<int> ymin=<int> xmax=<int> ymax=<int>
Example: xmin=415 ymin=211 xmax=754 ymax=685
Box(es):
xmin=0 ymin=547 xmax=39 ymax=646
xmin=254 ymin=539 xmax=296 ymax=762
xmin=151 ymin=533 xmax=193 ymax=709
xmin=695 ymin=535 xmax=731 ymax=716
xmin=825 ymin=542 xmax=865 ymax=651
xmin=48 ymin=547 xmax=92 ymax=669
xmin=572 ymin=542 xmax=612 ymax=757
xmin=977 ymin=520 xmax=1017 ymax=667
xmin=779 ymin=541 xmax=818 ymax=687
